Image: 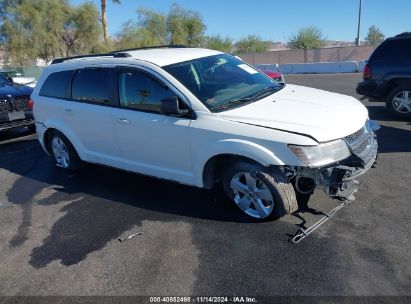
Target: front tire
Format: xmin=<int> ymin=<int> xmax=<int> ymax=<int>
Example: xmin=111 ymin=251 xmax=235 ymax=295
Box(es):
xmin=222 ymin=160 xmax=298 ymax=220
xmin=386 ymin=86 xmax=411 ymax=117
xmin=48 ymin=130 xmax=82 ymax=171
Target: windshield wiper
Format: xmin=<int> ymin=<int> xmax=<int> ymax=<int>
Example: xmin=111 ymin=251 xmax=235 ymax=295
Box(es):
xmin=211 ymin=85 xmax=280 ymax=111
xmin=249 ymin=85 xmax=280 ymax=100
xmin=212 ymin=96 xmax=254 ymax=110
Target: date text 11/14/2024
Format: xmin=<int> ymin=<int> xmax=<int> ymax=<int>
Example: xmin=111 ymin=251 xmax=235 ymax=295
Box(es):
xmin=149 ymin=296 xmax=258 ymax=303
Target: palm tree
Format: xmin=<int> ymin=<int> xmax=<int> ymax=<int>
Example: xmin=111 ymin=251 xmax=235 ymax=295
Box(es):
xmin=101 ymin=0 xmax=121 ymax=43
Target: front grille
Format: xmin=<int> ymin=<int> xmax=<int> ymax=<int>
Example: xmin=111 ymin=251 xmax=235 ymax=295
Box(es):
xmin=13 ymin=96 xmax=30 ymax=111
xmin=0 ymin=96 xmax=30 ymax=123
xmin=344 ymin=122 xmax=377 ymax=164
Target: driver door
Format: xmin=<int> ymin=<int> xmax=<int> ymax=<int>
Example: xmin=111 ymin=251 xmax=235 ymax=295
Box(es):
xmin=111 ymin=67 xmax=194 ymax=185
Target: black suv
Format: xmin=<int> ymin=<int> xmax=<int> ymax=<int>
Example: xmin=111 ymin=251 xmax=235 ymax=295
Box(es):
xmin=0 ymin=74 xmax=34 ymax=132
xmin=357 ymin=32 xmax=411 ymax=117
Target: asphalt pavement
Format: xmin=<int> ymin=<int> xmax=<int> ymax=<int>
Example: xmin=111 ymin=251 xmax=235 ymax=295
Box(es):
xmin=0 ymin=73 xmax=410 ymax=299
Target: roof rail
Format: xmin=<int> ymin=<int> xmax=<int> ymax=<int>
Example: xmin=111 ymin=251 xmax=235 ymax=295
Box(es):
xmin=51 ymin=45 xmax=187 ymax=65
xmin=51 ymin=52 xmax=131 ymax=65
xmin=112 ymin=45 xmax=187 ymax=53
xmin=395 ymin=32 xmax=411 ymax=37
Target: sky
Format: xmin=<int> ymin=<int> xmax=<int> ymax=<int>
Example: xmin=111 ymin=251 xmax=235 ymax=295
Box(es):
xmin=71 ymin=0 xmax=411 ymax=42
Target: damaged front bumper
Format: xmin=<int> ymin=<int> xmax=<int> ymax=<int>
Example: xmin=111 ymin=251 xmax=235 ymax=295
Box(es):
xmin=287 ymin=121 xmax=379 ymax=201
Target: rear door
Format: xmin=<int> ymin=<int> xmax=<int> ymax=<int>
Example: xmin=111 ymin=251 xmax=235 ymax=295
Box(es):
xmin=63 ymin=67 xmax=122 ymax=166
xmin=111 ymin=67 xmax=194 ymax=184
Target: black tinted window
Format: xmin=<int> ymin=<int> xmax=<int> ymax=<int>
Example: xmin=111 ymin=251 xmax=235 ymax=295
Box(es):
xmin=72 ymin=68 xmax=111 ymax=104
xmin=118 ymin=70 xmax=174 ymax=113
xmin=371 ymin=39 xmax=411 ymax=61
xmin=40 ymin=70 xmax=73 ymax=98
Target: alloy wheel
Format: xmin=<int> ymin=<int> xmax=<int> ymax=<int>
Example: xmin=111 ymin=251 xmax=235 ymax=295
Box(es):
xmin=51 ymin=136 xmax=70 ymax=168
xmin=229 ymin=172 xmax=274 ymax=218
xmin=392 ymin=91 xmax=411 ymax=114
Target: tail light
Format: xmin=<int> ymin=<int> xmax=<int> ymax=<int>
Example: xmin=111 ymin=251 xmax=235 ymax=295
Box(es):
xmin=363 ymin=64 xmax=372 ymax=80
xmin=28 ymin=98 xmax=34 ymax=110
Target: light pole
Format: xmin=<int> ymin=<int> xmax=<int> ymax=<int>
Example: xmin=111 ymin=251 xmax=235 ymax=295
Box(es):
xmin=356 ymin=0 xmax=362 ymax=46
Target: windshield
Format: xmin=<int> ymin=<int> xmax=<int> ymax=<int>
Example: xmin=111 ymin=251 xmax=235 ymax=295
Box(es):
xmin=164 ymin=54 xmax=282 ymax=111
xmin=0 ymin=75 xmax=10 ymax=86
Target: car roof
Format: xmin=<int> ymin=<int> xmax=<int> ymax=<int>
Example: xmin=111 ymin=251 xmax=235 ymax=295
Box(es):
xmin=125 ymin=48 xmax=222 ymax=66
xmin=52 ymin=47 xmax=223 ymax=68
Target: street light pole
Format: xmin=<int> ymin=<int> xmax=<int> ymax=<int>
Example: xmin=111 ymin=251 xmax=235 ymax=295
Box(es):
xmin=356 ymin=0 xmax=362 ymax=46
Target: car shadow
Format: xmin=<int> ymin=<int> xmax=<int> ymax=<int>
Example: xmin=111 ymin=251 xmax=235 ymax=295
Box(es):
xmin=364 ymin=105 xmax=411 ymax=153
xmin=0 ymin=138 xmax=358 ymax=295
xmin=0 ymin=127 xmax=34 ymax=142
xmin=367 ymin=104 xmax=411 ymax=123
xmin=1 ymin=138 xmax=283 ymax=268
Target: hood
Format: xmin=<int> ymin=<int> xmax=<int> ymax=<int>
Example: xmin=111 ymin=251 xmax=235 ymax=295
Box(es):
xmin=12 ymin=76 xmax=36 ymax=85
xmin=219 ymin=84 xmax=368 ymax=142
xmin=0 ymin=83 xmax=33 ymax=98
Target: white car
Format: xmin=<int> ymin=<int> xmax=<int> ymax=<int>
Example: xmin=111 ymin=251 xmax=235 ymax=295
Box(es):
xmin=0 ymin=70 xmax=37 ymax=87
xmin=32 ymin=47 xmax=378 ymax=220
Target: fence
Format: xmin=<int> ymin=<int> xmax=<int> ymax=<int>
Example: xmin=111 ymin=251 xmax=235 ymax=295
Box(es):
xmin=238 ymin=45 xmax=376 ymax=65
xmin=13 ymin=66 xmax=44 ymax=80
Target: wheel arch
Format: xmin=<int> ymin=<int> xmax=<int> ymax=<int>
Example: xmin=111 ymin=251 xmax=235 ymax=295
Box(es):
xmin=383 ymin=77 xmax=411 ymax=98
xmin=42 ymin=122 xmax=87 ymax=161
xmin=197 ymin=139 xmax=284 ymax=189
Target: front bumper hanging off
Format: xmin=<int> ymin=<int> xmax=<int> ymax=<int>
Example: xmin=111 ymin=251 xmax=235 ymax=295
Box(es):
xmin=287 ymin=121 xmax=379 ymax=243
xmin=292 ymin=120 xmax=379 ymax=202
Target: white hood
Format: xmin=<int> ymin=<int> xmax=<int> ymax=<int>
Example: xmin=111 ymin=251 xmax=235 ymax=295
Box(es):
xmin=12 ymin=76 xmax=36 ymax=85
xmin=219 ymin=84 xmax=368 ymax=142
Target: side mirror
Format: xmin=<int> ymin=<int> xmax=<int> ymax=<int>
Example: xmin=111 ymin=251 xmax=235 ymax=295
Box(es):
xmin=160 ymin=96 xmax=189 ymax=117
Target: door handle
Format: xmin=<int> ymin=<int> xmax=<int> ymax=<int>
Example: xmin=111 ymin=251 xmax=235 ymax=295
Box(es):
xmin=117 ymin=118 xmax=131 ymax=124
xmin=64 ymin=109 xmax=73 ymax=114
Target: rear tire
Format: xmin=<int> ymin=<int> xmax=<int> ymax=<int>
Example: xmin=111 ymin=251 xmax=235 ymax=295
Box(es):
xmin=222 ymin=160 xmax=297 ymax=220
xmin=386 ymin=86 xmax=411 ymax=117
xmin=48 ymin=130 xmax=82 ymax=171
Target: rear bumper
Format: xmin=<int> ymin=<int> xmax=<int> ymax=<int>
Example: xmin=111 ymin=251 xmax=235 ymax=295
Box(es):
xmin=0 ymin=119 xmax=34 ymax=131
xmin=356 ymin=80 xmax=384 ymax=101
xmin=35 ymin=121 xmax=49 ymax=154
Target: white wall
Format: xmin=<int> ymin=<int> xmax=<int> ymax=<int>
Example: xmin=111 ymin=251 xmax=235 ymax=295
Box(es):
xmin=279 ymin=61 xmax=359 ymax=74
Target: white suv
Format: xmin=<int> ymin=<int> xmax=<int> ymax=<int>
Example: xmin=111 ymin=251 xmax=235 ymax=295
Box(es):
xmin=32 ymin=46 xmax=378 ymax=220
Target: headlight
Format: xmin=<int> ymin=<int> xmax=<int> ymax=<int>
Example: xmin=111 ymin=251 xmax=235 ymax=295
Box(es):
xmin=288 ymin=139 xmax=351 ymax=167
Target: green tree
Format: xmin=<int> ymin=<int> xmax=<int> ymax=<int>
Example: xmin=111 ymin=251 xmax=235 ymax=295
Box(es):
xmin=137 ymin=8 xmax=167 ymax=45
xmin=235 ymin=34 xmax=270 ymax=53
xmin=101 ymin=0 xmax=121 ymax=43
xmin=288 ymin=25 xmax=325 ymax=49
xmin=1 ymin=0 xmax=102 ymax=65
xmin=167 ymin=3 xmax=205 ymax=46
xmin=2 ymin=0 xmax=69 ymax=64
xmin=115 ymin=20 xmax=166 ymax=50
xmin=202 ymin=35 xmax=233 ymax=52
xmin=365 ymin=25 xmax=385 ymax=46
xmin=62 ymin=2 xmax=102 ymax=57
xmin=115 ymin=4 xmax=206 ymax=49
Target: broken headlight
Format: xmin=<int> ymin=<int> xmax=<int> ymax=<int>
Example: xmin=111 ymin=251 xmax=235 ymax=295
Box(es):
xmin=288 ymin=139 xmax=351 ymax=167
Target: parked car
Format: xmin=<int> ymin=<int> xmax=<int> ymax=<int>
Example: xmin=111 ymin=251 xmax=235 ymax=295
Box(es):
xmin=32 ymin=46 xmax=378 ymax=220
xmin=254 ymin=64 xmax=285 ymax=83
xmin=0 ymin=70 xmax=37 ymax=88
xmin=357 ymin=32 xmax=411 ymax=117
xmin=0 ymin=75 xmax=34 ymax=132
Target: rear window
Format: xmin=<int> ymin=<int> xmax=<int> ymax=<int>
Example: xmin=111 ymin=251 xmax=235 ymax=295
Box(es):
xmin=71 ymin=68 xmax=111 ymax=104
xmin=39 ymin=70 xmax=73 ymax=98
xmin=371 ymin=38 xmax=411 ymax=62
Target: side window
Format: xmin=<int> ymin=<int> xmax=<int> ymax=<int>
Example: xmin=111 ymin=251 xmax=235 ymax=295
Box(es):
xmin=39 ymin=70 xmax=73 ymax=98
xmin=371 ymin=39 xmax=411 ymax=62
xmin=72 ymin=68 xmax=111 ymax=104
xmin=118 ymin=70 xmax=175 ymax=113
